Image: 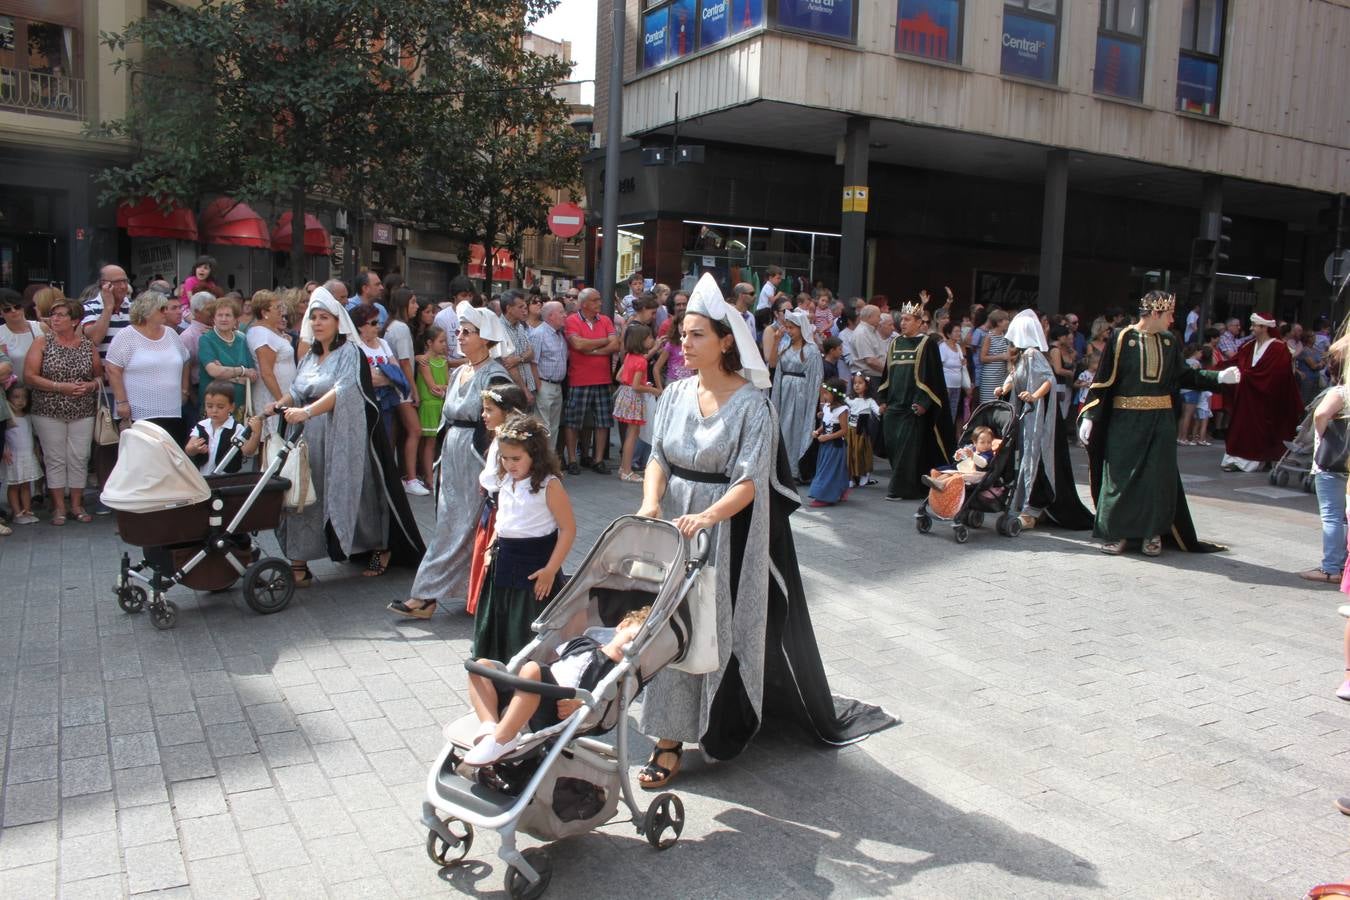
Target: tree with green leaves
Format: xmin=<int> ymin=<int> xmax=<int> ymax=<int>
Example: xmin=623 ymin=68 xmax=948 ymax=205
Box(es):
xmin=95 ymin=0 xmax=575 ymax=287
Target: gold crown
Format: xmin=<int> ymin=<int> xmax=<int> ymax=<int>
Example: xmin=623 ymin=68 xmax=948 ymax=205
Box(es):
xmin=898 ymin=298 xmax=926 ymax=317
xmin=1140 ymin=292 xmax=1176 ymax=314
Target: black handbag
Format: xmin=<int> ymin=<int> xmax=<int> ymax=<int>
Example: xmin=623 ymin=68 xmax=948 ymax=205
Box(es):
xmin=1316 ymin=417 xmax=1350 ymax=473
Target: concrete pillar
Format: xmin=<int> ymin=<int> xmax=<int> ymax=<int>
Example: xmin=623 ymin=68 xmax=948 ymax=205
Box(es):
xmin=1037 ymin=149 xmax=1068 ymax=314
xmin=1198 ymin=175 xmax=1223 ymax=326
xmin=837 ymin=117 xmax=870 ymax=302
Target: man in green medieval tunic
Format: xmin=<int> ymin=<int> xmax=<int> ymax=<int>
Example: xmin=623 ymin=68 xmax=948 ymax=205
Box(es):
xmin=881 ymin=299 xmax=954 ymax=500
xmin=1078 ymin=291 xmax=1241 ymax=556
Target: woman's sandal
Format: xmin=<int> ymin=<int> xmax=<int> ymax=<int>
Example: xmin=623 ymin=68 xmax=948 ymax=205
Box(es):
xmin=362 ymin=549 xmax=391 ymax=578
xmin=637 ymin=742 xmax=683 ymax=790
xmin=291 ymin=565 xmax=315 ymax=588
xmin=388 ymin=598 xmax=437 ymax=620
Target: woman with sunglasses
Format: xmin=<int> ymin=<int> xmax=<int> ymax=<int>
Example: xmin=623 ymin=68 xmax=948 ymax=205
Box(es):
xmin=105 ymin=290 xmax=191 ymax=444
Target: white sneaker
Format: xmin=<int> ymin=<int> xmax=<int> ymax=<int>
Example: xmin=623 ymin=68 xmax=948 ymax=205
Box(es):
xmin=14 ymin=514 xmax=39 ymax=525
xmin=403 ymin=478 xmax=430 ymax=497
xmin=463 ymin=735 xmax=519 ymax=766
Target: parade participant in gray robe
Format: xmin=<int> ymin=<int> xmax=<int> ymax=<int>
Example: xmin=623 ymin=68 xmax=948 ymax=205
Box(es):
xmin=272 ymin=288 xmax=424 ymax=584
xmin=634 ymin=274 xmax=896 ymax=790
xmin=769 ymin=309 xmax=824 ymax=481
xmin=997 ymin=309 xmax=1058 ymax=527
xmin=391 ymin=301 xmax=512 ymax=619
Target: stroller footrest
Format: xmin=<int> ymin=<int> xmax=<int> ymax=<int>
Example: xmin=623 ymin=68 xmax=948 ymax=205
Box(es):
xmin=435 ymin=758 xmax=517 ymax=818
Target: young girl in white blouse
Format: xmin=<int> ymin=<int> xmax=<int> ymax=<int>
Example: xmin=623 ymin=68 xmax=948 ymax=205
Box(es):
xmin=472 ymin=414 xmax=576 ymax=663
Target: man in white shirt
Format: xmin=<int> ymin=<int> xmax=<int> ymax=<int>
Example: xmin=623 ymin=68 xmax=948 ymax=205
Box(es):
xmin=851 ymin=305 xmax=887 ymax=392
xmin=756 ymin=265 xmax=784 ymax=311
xmin=433 ymin=275 xmax=476 ymax=368
xmin=529 ymin=301 xmax=569 ymax=441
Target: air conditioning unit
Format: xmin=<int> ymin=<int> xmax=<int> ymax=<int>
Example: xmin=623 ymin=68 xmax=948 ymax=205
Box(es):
xmin=588 ymin=133 xmax=602 ymax=150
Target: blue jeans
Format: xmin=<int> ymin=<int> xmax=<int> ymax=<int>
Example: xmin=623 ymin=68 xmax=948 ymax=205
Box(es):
xmin=1315 ymin=471 xmax=1347 ymax=575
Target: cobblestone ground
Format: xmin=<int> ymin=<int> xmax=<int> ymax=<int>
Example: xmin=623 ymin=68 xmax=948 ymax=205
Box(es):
xmin=0 ymin=442 xmax=1345 ymax=898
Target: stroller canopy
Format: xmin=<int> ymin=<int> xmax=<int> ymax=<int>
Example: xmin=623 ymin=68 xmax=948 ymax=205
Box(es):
xmin=101 ymin=420 xmax=211 ymax=513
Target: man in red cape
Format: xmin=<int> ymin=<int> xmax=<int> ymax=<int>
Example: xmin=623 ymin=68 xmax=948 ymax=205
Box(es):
xmin=1221 ymin=312 xmax=1304 ymax=472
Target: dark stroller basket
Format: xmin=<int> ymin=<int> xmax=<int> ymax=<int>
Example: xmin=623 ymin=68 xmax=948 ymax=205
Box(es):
xmin=104 ymin=419 xmax=303 ymax=630
xmin=916 ymin=400 xmax=1027 ymax=541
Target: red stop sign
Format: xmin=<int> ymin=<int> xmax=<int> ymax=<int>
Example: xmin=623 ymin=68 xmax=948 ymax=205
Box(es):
xmin=547 ymin=203 xmax=584 ymax=239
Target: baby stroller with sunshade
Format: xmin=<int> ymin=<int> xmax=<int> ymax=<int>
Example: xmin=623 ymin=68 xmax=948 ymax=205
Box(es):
xmin=101 ymin=419 xmax=299 ymax=630
xmin=422 ymin=515 xmax=708 ymax=899
xmin=915 ymin=399 xmax=1025 ymax=542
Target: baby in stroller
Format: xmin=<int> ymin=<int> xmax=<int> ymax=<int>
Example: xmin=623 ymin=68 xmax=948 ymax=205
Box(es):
xmin=463 ymin=606 xmax=651 ymax=766
xmin=924 ymin=426 xmax=997 ymax=492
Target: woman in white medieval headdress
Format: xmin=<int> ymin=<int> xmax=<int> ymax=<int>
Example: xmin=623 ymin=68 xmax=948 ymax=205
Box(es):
xmin=769 ymin=308 xmax=824 ymax=480
xmin=269 ymin=287 xmax=425 ymax=585
xmin=390 ymin=302 xmax=513 ymax=619
xmin=632 ymin=274 xmax=896 ymax=790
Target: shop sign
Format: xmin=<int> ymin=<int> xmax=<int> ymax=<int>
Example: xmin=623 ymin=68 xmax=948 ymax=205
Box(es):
xmin=643 ymin=7 xmax=669 ymax=69
xmin=331 ymin=234 xmax=346 ymax=271
xmin=1000 ymin=12 xmax=1056 ymax=82
xmin=777 ymin=0 xmax=854 ymax=40
xmin=132 ymin=239 xmax=176 ymax=287
xmin=974 ymin=270 xmax=1039 ymax=310
xmin=372 ymin=222 xmax=395 ymax=245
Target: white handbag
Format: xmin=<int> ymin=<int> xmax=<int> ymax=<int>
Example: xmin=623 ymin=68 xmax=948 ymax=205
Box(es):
xmin=670 ymin=563 xmax=719 ymax=675
xmin=265 ymin=426 xmax=315 ymax=511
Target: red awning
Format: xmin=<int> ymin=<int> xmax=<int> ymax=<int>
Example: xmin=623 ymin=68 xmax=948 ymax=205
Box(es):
xmin=199 ymin=198 xmax=270 ymax=249
xmin=116 ymin=198 xmax=198 ymax=242
xmin=270 ymin=212 xmax=331 ymax=255
xmin=467 ymin=243 xmax=516 ymax=282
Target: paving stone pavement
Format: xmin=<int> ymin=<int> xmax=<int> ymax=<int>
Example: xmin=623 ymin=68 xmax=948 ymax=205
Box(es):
xmin=0 ymin=441 xmax=1346 ymax=898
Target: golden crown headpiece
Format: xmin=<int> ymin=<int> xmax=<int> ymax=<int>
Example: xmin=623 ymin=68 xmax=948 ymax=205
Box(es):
xmin=1140 ymin=291 xmax=1176 ymax=314
xmin=898 ymin=298 xmax=926 ymax=318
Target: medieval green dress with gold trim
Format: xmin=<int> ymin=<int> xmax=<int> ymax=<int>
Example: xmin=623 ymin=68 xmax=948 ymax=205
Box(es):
xmin=1079 ymin=324 xmax=1223 ymax=550
xmin=880 ymin=332 xmax=954 ymax=499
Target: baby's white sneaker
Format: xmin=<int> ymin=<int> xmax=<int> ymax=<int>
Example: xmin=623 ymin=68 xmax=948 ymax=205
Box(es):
xmin=463 ymin=735 xmax=519 ymax=766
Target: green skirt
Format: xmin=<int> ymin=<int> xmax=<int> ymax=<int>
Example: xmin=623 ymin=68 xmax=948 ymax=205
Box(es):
xmin=471 ymin=573 xmax=540 ymax=662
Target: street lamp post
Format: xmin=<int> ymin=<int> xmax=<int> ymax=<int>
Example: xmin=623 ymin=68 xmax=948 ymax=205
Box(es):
xmin=598 ymin=0 xmax=625 ymax=318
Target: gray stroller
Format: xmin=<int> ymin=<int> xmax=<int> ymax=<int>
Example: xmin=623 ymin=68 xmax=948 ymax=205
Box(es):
xmin=421 ymin=515 xmax=708 ymax=899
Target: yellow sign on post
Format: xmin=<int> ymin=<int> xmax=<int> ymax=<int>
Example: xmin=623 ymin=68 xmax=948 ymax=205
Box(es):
xmin=842 ymin=185 xmax=869 ymax=213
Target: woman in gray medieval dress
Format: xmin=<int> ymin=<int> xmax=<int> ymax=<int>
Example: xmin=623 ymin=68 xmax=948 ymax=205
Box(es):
xmin=390 ymin=302 xmax=511 ymax=619
xmin=271 ymin=288 xmax=424 ymax=585
xmin=634 ymin=274 xmax=896 ymax=790
xmin=997 ymin=308 xmax=1058 ymax=529
xmin=768 ymin=309 xmax=823 ymax=481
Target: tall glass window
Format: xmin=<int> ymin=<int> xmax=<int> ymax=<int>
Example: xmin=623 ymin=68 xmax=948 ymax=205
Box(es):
xmin=1000 ymin=0 xmax=1060 ymax=84
xmin=1095 ymin=0 xmax=1147 ymax=100
xmin=639 ymin=0 xmax=764 ymax=70
xmin=895 ymin=0 xmax=963 ymax=64
xmin=1177 ymin=0 xmax=1225 ymax=116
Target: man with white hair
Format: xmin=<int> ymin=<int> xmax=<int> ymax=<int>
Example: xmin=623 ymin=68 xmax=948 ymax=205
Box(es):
xmin=322 ymin=279 xmax=348 ymax=304
xmin=852 ymin=304 xmax=886 ymax=386
xmin=1221 ymin=311 xmax=1303 ymax=473
xmin=180 ymin=291 xmax=216 ymax=419
xmin=529 ymin=300 xmax=568 ymax=441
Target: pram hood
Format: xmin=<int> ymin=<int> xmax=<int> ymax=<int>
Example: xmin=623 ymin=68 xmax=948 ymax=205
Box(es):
xmin=100 ymin=420 xmax=211 ymax=513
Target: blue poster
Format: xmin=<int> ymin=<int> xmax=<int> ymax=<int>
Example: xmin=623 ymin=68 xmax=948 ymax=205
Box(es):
xmin=642 ymin=7 xmax=669 ymax=69
xmin=1000 ymin=12 xmax=1057 ymax=82
xmin=667 ymin=0 xmax=697 ymax=60
xmin=700 ymin=0 xmax=731 ymax=47
xmin=896 ymin=0 xmax=960 ymax=62
xmin=1176 ymin=55 xmax=1220 ymax=115
xmin=776 ymin=0 xmax=854 ymax=40
xmin=729 ymin=0 xmax=763 ymax=34
xmin=1093 ymin=35 xmax=1142 ymax=99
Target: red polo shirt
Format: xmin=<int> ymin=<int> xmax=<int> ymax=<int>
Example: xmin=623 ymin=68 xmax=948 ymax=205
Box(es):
xmin=564 ymin=311 xmax=616 ymax=387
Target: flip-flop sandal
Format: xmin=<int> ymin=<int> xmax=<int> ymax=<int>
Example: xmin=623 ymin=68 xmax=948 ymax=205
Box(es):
xmin=637 ymin=743 xmax=683 ymax=791
xmin=50 ymin=515 xmax=67 ymax=527
xmin=73 ymin=512 xmax=93 ymax=523
xmin=362 ymin=550 xmax=391 ymax=577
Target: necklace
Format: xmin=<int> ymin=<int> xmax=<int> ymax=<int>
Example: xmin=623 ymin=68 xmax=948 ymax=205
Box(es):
xmin=213 ymin=327 xmax=235 ymax=344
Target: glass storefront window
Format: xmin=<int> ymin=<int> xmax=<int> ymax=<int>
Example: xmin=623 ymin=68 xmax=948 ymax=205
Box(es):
xmin=1094 ymin=1 xmax=1147 ymax=101
xmin=1000 ymin=0 xmax=1059 ymax=84
xmin=640 ymin=0 xmax=763 ymax=71
xmin=1177 ymin=0 xmax=1224 ymax=116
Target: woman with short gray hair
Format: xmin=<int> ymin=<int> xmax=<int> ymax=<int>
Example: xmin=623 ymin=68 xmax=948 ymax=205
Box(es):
xmin=105 ymin=291 xmax=190 ymax=444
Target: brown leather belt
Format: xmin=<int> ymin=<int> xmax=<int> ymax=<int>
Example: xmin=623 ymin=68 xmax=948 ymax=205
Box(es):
xmin=1112 ymin=395 xmax=1172 ymax=410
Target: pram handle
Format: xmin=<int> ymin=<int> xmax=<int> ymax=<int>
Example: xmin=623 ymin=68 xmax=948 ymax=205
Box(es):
xmin=270 ymin=406 xmax=306 ymax=442
xmin=689 ymin=528 xmax=710 ymax=568
xmin=464 ymin=660 xmax=580 ymax=701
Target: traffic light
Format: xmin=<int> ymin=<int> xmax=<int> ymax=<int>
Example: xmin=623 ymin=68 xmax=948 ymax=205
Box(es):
xmin=1187 ymin=237 xmax=1216 ymax=312
xmin=1214 ymin=214 xmax=1232 ymax=269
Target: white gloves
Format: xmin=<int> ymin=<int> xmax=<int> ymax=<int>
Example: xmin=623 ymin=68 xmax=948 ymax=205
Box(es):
xmin=1078 ymin=419 xmax=1092 ymax=445
xmin=1217 ymin=366 xmax=1241 ymax=385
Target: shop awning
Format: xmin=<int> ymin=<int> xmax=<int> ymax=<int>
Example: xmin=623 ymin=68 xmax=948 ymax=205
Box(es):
xmin=270 ymin=212 xmax=331 ymax=255
xmin=199 ymin=198 xmax=270 ymax=249
xmin=116 ymin=198 xmax=198 ymax=242
xmin=467 ymin=243 xmax=516 ymax=282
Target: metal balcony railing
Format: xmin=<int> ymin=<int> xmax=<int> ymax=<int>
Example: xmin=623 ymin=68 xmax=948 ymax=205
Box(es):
xmin=0 ymin=67 xmax=85 ymax=119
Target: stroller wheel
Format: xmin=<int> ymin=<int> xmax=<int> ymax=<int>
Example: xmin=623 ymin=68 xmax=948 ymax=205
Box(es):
xmin=243 ymin=558 xmax=295 ymax=615
xmin=953 ymin=524 xmax=970 ymax=544
xmin=506 ymin=847 xmax=552 ymax=900
xmin=967 ymin=512 xmax=984 ymax=529
xmin=995 ymin=514 xmax=1011 ymax=536
xmin=425 ymin=818 xmax=473 ymax=867
xmin=643 ymin=792 xmax=685 ymax=850
xmin=117 ymin=585 xmax=147 ymax=614
xmin=150 ymin=600 xmax=178 ymax=631
xmin=1276 ymin=470 xmax=1290 ymax=487
xmin=915 ymin=515 xmax=932 ymax=535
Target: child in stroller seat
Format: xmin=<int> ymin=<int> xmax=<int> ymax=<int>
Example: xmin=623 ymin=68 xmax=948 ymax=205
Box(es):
xmin=462 ymin=606 xmax=652 ymax=766
xmin=924 ymin=425 xmax=996 ymax=489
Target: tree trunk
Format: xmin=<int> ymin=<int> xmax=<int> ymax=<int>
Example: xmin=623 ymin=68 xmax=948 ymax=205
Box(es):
xmin=290 ymin=187 xmax=306 ymax=287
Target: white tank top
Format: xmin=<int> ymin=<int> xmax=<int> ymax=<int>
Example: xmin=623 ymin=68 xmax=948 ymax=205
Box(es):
xmin=496 ymin=474 xmax=558 ymax=539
